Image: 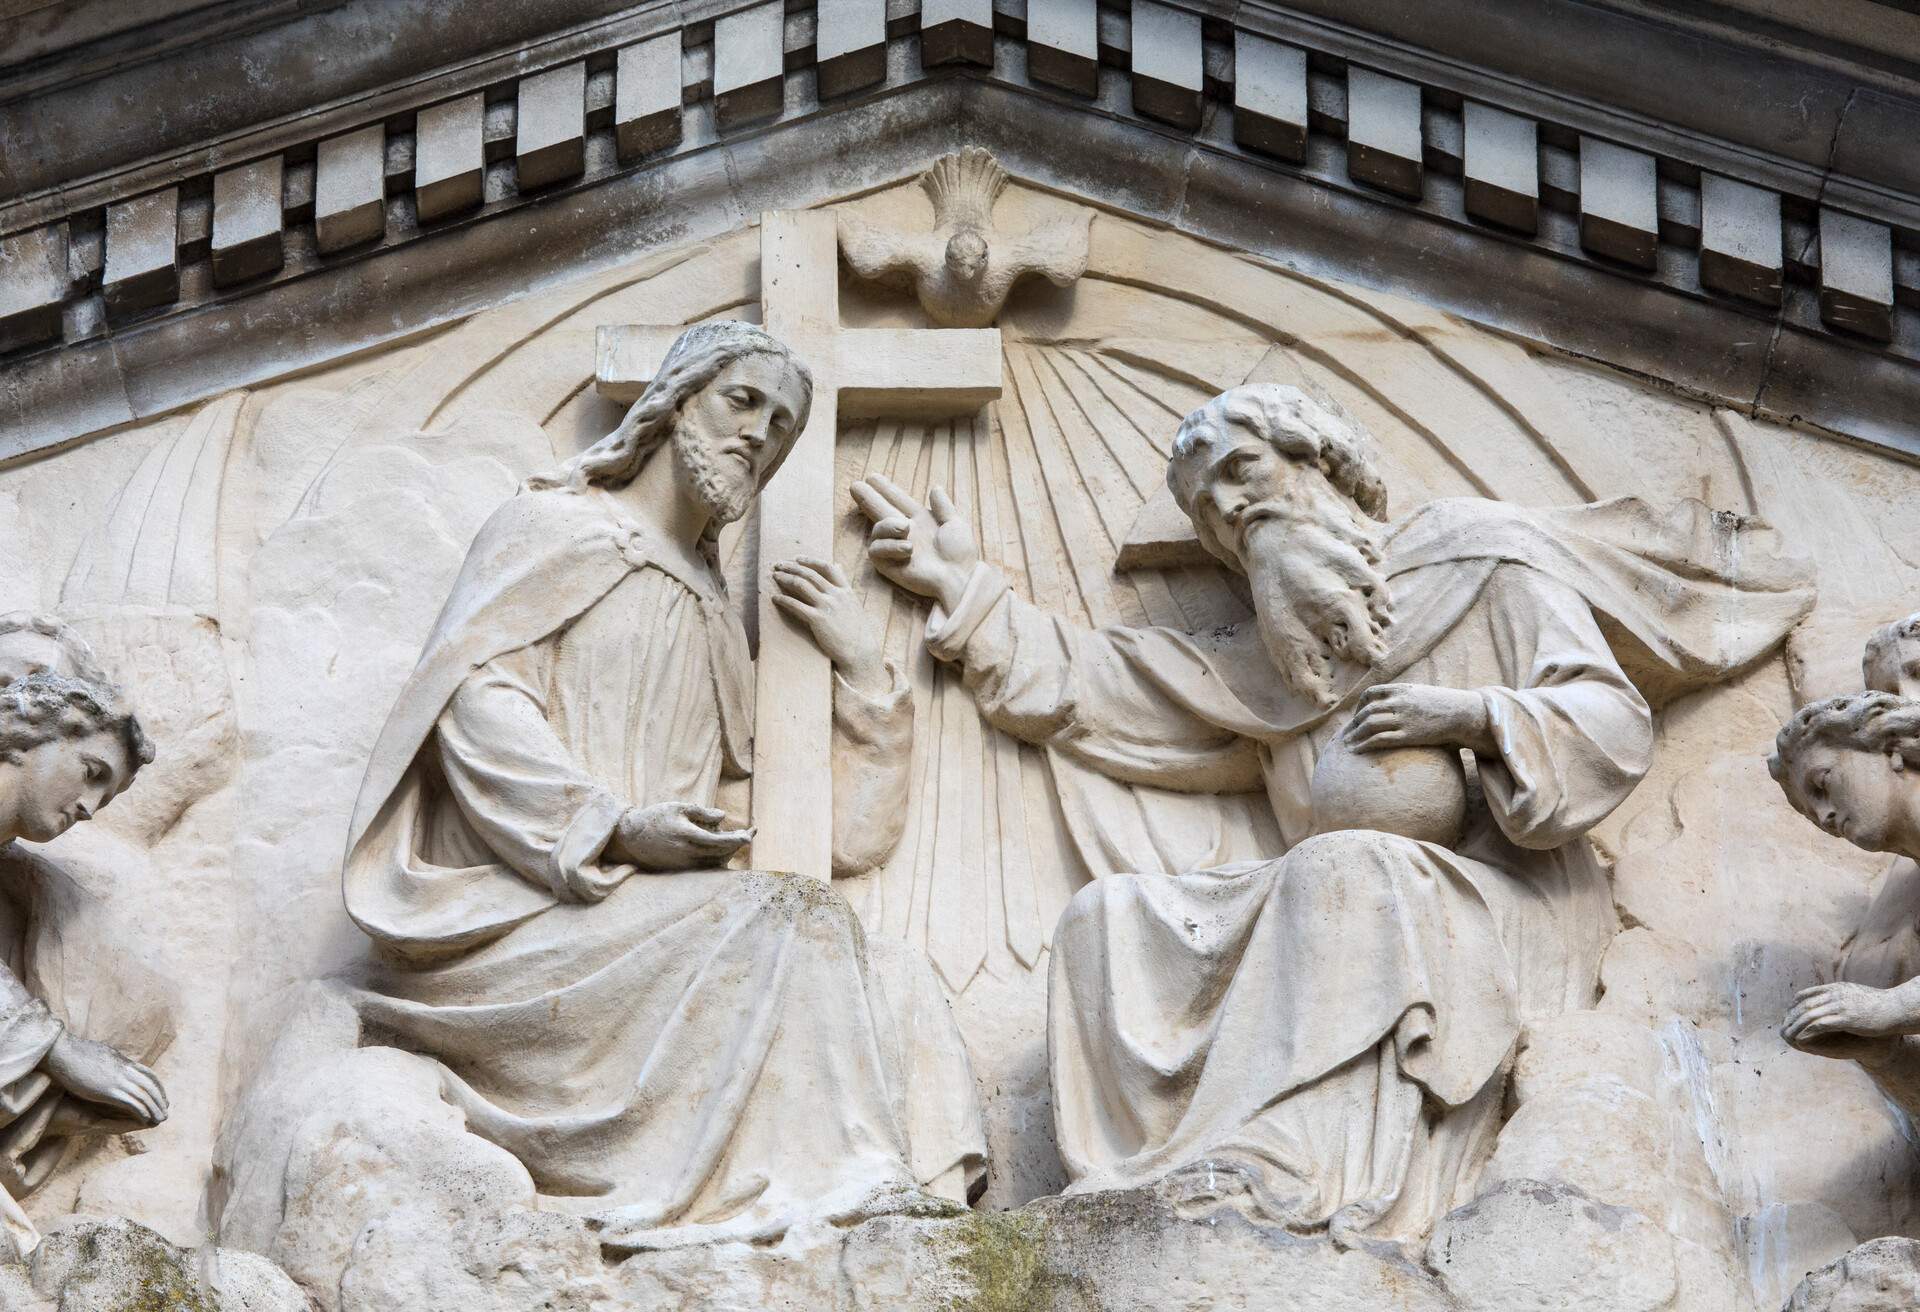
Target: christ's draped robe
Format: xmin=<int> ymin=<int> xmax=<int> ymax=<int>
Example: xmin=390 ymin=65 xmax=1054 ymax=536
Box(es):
xmin=920 ymin=495 xmax=1811 ymax=1242
xmin=343 ymin=486 xmax=985 ymax=1250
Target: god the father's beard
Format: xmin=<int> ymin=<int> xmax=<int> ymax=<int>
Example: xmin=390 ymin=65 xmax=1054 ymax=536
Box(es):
xmin=1238 ymin=493 xmax=1395 ymax=707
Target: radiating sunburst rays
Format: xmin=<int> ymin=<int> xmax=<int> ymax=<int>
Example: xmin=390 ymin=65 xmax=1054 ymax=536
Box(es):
xmin=830 ymin=343 xmax=1270 ymax=994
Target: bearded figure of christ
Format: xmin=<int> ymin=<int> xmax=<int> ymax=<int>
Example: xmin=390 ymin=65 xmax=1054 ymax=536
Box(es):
xmin=854 ymin=382 xmax=1812 ymax=1247
xmin=343 ymin=321 xmax=984 ymax=1251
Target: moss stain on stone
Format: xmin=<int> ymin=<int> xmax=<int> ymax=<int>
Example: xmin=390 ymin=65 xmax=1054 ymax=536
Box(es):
xmin=61 ymin=1224 xmax=219 ymax=1312
xmin=935 ymin=1209 xmax=1058 ymax=1312
xmin=122 ymin=1236 xmax=219 ymax=1312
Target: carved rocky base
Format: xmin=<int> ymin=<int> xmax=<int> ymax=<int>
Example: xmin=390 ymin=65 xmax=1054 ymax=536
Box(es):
xmin=1783 ymin=1237 xmax=1920 ymax=1311
xmin=0 ymin=1216 xmax=306 ymax=1312
xmin=262 ymin=1178 xmax=1691 ymax=1311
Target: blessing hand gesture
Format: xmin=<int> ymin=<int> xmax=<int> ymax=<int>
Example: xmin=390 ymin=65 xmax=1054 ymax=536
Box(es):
xmin=850 ymin=474 xmax=979 ymax=613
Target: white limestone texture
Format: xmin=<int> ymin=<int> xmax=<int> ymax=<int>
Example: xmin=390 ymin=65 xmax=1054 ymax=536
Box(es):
xmin=0 ymin=157 xmax=1916 ymax=1311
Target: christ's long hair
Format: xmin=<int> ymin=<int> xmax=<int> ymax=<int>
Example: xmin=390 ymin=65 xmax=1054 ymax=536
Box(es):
xmin=528 ymin=320 xmax=814 ymax=567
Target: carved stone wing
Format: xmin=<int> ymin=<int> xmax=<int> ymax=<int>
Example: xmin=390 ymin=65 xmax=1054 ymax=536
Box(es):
xmin=836 ymin=213 xmax=942 ymax=293
xmin=990 ymin=213 xmax=1093 ymax=295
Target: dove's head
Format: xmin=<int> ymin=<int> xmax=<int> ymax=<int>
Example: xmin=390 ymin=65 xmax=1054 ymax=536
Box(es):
xmin=944 ymin=229 xmax=989 ymax=282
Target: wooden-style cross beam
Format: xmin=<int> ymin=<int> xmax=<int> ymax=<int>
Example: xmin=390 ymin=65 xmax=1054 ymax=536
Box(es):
xmin=596 ymin=209 xmax=1002 ymax=880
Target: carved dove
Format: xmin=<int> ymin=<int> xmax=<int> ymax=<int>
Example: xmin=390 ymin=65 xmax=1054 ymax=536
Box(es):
xmin=837 ymin=147 xmax=1091 ymax=329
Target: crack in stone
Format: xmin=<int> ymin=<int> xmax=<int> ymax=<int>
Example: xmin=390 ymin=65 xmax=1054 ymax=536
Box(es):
xmin=1750 ymin=86 xmax=1858 ymax=418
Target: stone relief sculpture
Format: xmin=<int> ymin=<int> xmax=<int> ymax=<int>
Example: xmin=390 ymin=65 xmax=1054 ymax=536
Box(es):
xmin=837 ymin=147 xmax=1091 ymax=328
xmin=315 ymin=320 xmax=983 ymax=1252
xmin=1777 ymin=614 xmax=1920 ymax=1087
xmin=74 ymin=161 xmax=1894 ymax=1307
xmin=0 ymin=617 xmax=162 ymax=1256
xmin=856 ymin=382 xmax=1812 ymax=1247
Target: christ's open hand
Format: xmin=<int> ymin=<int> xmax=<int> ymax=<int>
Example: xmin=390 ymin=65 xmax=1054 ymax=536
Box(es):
xmin=611 ymin=802 xmax=754 ymax=872
xmin=850 ymin=474 xmax=979 ymax=612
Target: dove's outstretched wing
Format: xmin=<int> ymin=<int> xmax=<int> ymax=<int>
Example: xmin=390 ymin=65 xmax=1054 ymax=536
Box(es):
xmin=837 ymin=214 xmax=944 ymax=293
xmin=1004 ymin=213 xmax=1093 ymax=286
xmin=977 ymin=213 xmax=1093 ymax=310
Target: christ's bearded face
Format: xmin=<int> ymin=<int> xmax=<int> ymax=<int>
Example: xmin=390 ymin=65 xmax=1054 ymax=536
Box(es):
xmin=1179 ymin=430 xmax=1394 ymax=707
xmin=671 ymin=355 xmax=807 ymax=525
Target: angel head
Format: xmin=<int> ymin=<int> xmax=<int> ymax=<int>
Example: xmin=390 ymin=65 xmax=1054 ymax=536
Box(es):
xmin=1168 ymin=384 xmax=1395 ymax=704
xmin=1865 ymin=612 xmax=1920 ymax=698
xmin=530 ymin=321 xmax=813 ymax=551
xmin=1770 ymin=691 xmax=1920 ymax=857
xmin=0 ymin=672 xmax=152 ymax=844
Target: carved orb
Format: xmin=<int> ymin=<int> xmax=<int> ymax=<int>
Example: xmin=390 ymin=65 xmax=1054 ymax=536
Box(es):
xmin=1309 ymin=730 xmax=1468 ymax=849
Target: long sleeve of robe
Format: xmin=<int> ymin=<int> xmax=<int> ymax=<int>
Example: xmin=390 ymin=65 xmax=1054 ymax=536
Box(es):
xmin=925 ymin=559 xmax=1650 ymax=857
xmin=925 ymin=563 xmax=1266 ymax=793
xmin=434 ymin=633 xmax=915 ymax=892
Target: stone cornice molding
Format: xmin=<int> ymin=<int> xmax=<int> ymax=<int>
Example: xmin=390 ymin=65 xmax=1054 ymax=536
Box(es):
xmin=2 ymin=0 xmax=1917 ymax=464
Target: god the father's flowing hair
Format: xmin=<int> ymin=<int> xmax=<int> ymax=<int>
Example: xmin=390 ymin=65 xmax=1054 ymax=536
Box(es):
xmin=528 ymin=320 xmax=814 ymax=560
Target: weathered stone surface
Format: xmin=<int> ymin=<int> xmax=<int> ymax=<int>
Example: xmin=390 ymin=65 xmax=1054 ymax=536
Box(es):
xmin=1785 ymin=1237 xmax=1920 ymax=1311
xmin=1700 ymin=172 xmax=1782 ymax=305
xmin=610 ymin=1190 xmax=1458 ymax=1311
xmin=713 ymin=1 xmax=784 ymax=127
xmin=615 ymin=34 xmax=683 ymax=157
xmin=1347 ymin=67 xmax=1423 ymax=198
xmin=1129 ymin=1 xmax=1202 ymax=129
xmin=103 ymin=190 xmax=180 ymax=318
xmin=1233 ymin=31 xmax=1307 ymax=161
xmin=920 ymin=0 xmax=992 ymax=67
xmin=515 ymin=62 xmax=586 ymax=191
xmin=30 ymin=1218 xmax=217 ymax=1311
xmin=414 ymin=94 xmax=485 ymax=222
xmin=0 ymin=226 xmax=67 ymax=352
xmin=198 ymin=1247 xmax=311 ymax=1312
xmin=314 ymin=125 xmax=386 ymax=253
xmin=1464 ymin=100 xmax=1537 ymax=232
xmin=1430 ymin=1181 xmax=1676 ymax=1312
xmin=1818 ymin=208 xmax=1895 ymax=340
xmin=1028 ymin=0 xmax=1098 ymax=97
xmin=211 ymin=158 xmax=284 ymax=285
xmin=816 ymin=0 xmax=887 ymax=98
xmin=1579 ymin=137 xmax=1659 ymax=268
xmin=0 ymin=132 xmax=1918 ymax=1312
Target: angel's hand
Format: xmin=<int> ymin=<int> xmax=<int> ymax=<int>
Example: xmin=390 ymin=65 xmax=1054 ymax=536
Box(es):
xmin=1784 ymin=981 xmax=1920 ymax=1044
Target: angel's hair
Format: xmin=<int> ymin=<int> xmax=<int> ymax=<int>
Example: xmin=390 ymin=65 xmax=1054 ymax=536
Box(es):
xmin=0 ymin=612 xmax=108 ymax=686
xmin=1769 ymin=691 xmax=1920 ymax=804
xmin=1865 ymin=613 xmax=1920 ymax=693
xmin=527 ymin=321 xmax=812 ymax=564
xmin=0 ymin=671 xmax=153 ymax=775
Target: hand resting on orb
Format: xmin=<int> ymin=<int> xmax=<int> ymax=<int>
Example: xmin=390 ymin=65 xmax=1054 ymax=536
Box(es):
xmin=1311 ymin=684 xmax=1487 ymax=848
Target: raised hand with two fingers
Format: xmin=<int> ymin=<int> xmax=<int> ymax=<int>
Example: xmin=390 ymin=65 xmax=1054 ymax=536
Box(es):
xmin=848 ymin=474 xmax=978 ymax=612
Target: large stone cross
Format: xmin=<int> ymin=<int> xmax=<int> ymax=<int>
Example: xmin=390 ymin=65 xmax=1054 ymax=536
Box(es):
xmin=596 ymin=209 xmax=1002 ymax=880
